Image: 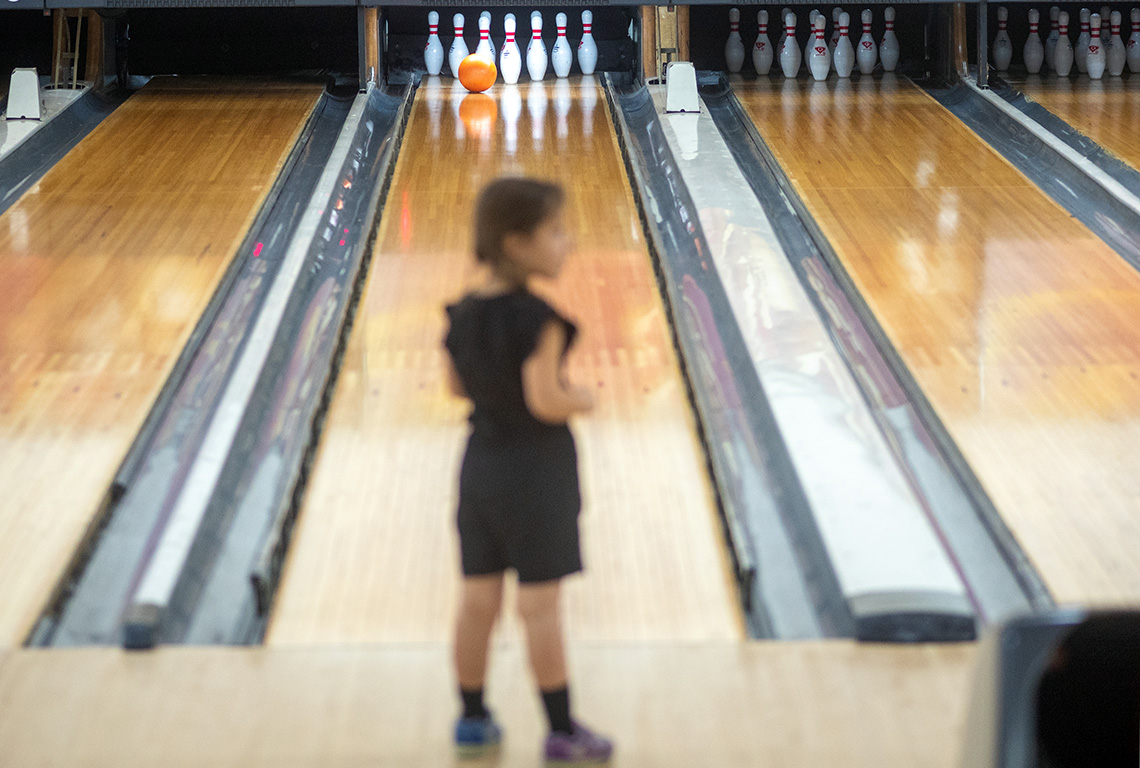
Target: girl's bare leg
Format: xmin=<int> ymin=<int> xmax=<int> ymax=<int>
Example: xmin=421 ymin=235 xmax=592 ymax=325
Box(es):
xmin=517 ymin=579 xmax=567 ymax=689
xmin=454 ymin=573 xmax=505 ymax=690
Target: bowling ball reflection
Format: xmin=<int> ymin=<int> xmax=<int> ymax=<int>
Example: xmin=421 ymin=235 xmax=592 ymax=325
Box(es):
xmin=458 ymin=94 xmax=498 ymax=139
xmin=459 ymin=54 xmax=497 ymax=93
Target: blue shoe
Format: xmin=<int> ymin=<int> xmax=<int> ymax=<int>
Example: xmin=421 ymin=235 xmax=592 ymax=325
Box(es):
xmin=454 ymin=714 xmax=503 ymax=758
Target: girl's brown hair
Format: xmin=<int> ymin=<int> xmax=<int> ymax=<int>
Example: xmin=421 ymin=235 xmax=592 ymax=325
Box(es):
xmin=473 ymin=178 xmax=565 ymax=265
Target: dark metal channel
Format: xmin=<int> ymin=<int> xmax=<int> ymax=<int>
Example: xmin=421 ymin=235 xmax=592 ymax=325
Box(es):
xmin=605 ymin=73 xmax=855 ymax=640
xmin=29 ymin=88 xmax=351 ymax=647
xmin=0 ymin=87 xmax=126 ymax=217
xmin=928 ymin=80 xmax=1140 ymax=274
xmin=183 ymin=83 xmax=413 ymax=644
xmin=700 ymin=73 xmax=1053 ymax=632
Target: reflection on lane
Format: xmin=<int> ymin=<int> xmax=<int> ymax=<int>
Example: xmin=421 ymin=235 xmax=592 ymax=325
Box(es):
xmin=421 ymin=75 xmax=600 ymax=158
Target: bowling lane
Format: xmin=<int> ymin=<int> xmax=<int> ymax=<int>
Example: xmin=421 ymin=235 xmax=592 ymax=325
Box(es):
xmin=1015 ymin=77 xmax=1140 ymax=171
xmin=266 ymin=77 xmax=745 ymax=645
xmin=0 ymin=78 xmax=322 ymax=646
xmin=735 ymin=76 xmax=1140 ymax=606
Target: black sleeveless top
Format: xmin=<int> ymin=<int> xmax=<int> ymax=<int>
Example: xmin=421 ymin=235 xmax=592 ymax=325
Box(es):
xmin=444 ymin=287 xmax=578 ymax=438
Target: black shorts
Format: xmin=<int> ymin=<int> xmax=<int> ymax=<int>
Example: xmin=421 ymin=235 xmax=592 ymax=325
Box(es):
xmin=456 ymin=426 xmax=582 ymax=584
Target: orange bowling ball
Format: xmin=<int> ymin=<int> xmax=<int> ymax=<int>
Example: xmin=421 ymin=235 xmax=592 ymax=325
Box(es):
xmin=458 ymin=53 xmax=497 ymax=93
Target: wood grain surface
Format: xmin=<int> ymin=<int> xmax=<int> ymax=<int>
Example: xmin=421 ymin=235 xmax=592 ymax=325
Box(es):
xmin=0 ymin=641 xmax=976 ymax=767
xmin=0 ymin=77 xmax=321 ymax=647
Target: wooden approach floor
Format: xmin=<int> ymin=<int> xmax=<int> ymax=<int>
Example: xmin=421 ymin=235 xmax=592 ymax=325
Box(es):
xmin=0 ymin=641 xmax=976 ymax=767
xmin=266 ymin=77 xmax=744 ymax=645
xmin=1015 ymin=75 xmax=1140 ymax=171
xmin=0 ymin=78 xmax=322 ymax=647
xmin=734 ymin=75 xmax=1140 ymax=607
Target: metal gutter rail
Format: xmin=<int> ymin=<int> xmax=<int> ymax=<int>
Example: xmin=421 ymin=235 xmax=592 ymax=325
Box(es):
xmin=25 ymin=81 xmax=412 ymax=649
xmin=31 ymin=88 xmax=350 ymax=648
xmin=121 ymin=90 xmax=377 ymax=648
xmin=605 ymin=72 xmax=851 ymax=639
xmin=118 ymin=83 xmax=411 ymax=649
xmin=700 ymin=72 xmax=1050 ymax=629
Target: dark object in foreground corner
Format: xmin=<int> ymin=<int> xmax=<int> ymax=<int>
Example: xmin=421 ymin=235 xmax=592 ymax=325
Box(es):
xmin=961 ymin=609 xmax=1140 ymax=768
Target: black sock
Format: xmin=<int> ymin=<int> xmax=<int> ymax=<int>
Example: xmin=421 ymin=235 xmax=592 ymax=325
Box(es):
xmin=541 ymin=686 xmax=574 ymax=735
xmin=461 ymin=687 xmax=487 ymax=720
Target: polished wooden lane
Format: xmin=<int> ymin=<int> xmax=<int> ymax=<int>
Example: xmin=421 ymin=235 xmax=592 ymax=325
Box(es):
xmin=0 ymin=78 xmax=322 ymax=647
xmin=1015 ymin=76 xmax=1140 ymax=171
xmin=266 ymin=77 xmax=744 ymax=644
xmin=0 ymin=641 xmax=975 ymax=767
xmin=735 ymin=75 xmax=1140 ymax=607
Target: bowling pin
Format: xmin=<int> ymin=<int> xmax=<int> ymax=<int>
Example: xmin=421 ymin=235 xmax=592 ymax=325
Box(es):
xmin=993 ymin=7 xmax=1013 ymax=71
xmin=857 ymin=9 xmax=878 ymax=74
xmin=501 ymin=16 xmax=522 ymax=84
xmin=778 ymin=7 xmax=792 ymax=59
xmin=754 ymin=10 xmax=774 ymax=74
xmin=527 ymin=13 xmax=548 ymax=81
xmin=781 ymin=12 xmax=801 ymax=77
xmin=552 ymin=13 xmax=573 ymax=77
xmin=449 ymin=14 xmax=468 ymax=79
xmin=804 ymin=10 xmax=820 ymax=65
xmin=808 ymin=15 xmax=832 ymax=79
xmin=1088 ymin=12 xmax=1106 ymax=77
xmin=829 ymin=8 xmax=842 ymax=71
xmin=425 ymin=11 xmax=444 ymax=76
xmin=476 ymin=13 xmax=495 ymax=61
xmin=1128 ymin=8 xmax=1140 ymax=73
xmin=1055 ymin=11 xmax=1075 ymax=75
xmin=1100 ymin=5 xmax=1113 ymax=68
xmin=1077 ymin=8 xmax=1091 ymax=73
xmin=834 ymin=12 xmax=855 ymax=76
xmin=880 ymin=6 xmax=900 ymax=71
xmin=1024 ymin=9 xmax=1045 ymax=74
xmin=1045 ymin=6 xmax=1060 ymax=69
xmin=727 ymin=8 xmax=746 ymax=72
xmin=1108 ymin=10 xmax=1128 ymax=74
xmin=578 ymin=10 xmax=598 ymax=75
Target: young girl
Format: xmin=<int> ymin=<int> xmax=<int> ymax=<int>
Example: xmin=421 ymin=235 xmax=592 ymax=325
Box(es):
xmin=443 ymin=178 xmax=613 ymax=764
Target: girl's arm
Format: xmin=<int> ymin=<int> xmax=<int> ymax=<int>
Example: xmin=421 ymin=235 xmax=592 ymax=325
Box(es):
xmin=446 ymin=356 xmax=468 ymax=398
xmin=522 ymin=319 xmax=593 ymax=424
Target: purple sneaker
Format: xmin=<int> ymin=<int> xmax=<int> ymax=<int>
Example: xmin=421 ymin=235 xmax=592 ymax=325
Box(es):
xmin=544 ymin=720 xmax=613 ymax=765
